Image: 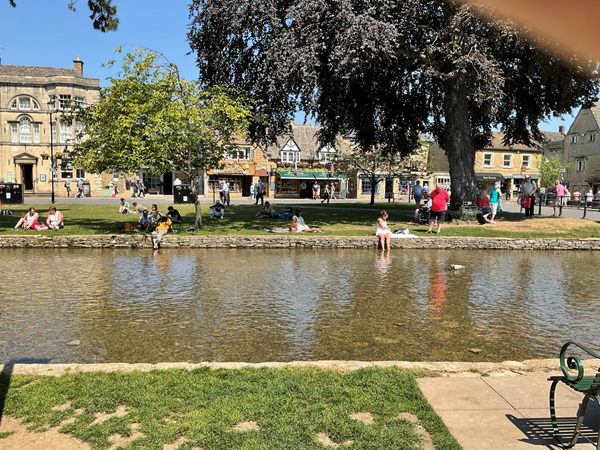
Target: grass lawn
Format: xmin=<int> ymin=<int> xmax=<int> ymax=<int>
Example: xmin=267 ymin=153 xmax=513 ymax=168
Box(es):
xmin=1 ymin=202 xmax=600 ymax=238
xmin=0 ymin=367 xmax=461 ymax=450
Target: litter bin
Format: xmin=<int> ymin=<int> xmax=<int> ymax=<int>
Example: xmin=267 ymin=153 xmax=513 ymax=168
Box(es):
xmin=174 ymin=184 xmax=193 ymax=203
xmin=0 ymin=183 xmax=24 ymax=204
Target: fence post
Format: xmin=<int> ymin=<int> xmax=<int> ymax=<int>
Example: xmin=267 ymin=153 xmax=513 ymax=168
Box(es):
xmin=583 ymin=201 xmax=587 ymax=219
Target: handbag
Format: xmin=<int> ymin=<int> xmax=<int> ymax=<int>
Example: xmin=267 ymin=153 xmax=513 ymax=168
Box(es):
xmin=522 ymin=196 xmax=531 ymax=209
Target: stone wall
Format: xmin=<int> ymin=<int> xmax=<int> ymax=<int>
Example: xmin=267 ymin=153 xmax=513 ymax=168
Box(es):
xmin=1 ymin=234 xmax=600 ymax=250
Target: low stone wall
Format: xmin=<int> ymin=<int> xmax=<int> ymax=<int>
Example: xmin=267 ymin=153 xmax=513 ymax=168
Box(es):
xmin=1 ymin=234 xmax=600 ymax=250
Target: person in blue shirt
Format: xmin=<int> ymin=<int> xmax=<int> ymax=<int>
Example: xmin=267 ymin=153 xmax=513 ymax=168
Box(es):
xmin=413 ymin=181 xmax=423 ymax=208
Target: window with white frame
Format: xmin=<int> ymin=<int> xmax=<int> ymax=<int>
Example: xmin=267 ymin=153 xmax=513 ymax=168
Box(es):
xmin=503 ymin=154 xmax=512 ymax=168
xmin=361 ymin=177 xmax=372 ymax=194
xmin=10 ymin=123 xmax=18 ymax=143
xmin=74 ymin=96 xmax=85 ymax=109
xmin=522 ymin=155 xmax=531 ymax=169
xmin=19 ymin=97 xmax=30 ymax=110
xmin=281 ymin=150 xmax=300 ymax=163
xmin=32 ymin=100 xmax=39 ymax=110
xmin=33 ymin=123 xmax=40 ymax=143
xmin=436 ymin=177 xmax=451 ymax=190
xmin=571 ymin=135 xmax=578 ymax=144
xmin=61 ymin=161 xmax=74 ymax=180
xmin=10 ymin=99 xmax=17 ymax=110
xmin=318 ymin=145 xmax=336 ymax=163
xmin=75 ymin=122 xmax=84 ymax=142
xmin=226 ymin=147 xmax=250 ymax=159
xmin=483 ymin=153 xmax=493 ymax=167
xmin=59 ymin=94 xmax=71 ymax=109
xmin=19 ymin=117 xmax=32 ymax=143
xmin=589 ymin=134 xmax=597 ymax=142
xmin=51 ymin=123 xmax=56 ymax=144
xmin=577 ymin=159 xmax=585 ymax=172
xmin=59 ymin=121 xmax=72 ymax=143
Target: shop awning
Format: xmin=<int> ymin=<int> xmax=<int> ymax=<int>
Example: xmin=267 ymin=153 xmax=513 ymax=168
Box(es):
xmin=255 ymin=169 xmax=269 ymax=176
xmin=277 ymin=169 xmax=347 ymax=180
xmin=475 ymin=172 xmax=503 ymax=181
xmin=504 ymin=173 xmax=540 ymax=180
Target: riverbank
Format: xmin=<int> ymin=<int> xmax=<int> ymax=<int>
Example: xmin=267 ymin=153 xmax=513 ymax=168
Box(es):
xmin=2 ymin=234 xmax=600 ymax=249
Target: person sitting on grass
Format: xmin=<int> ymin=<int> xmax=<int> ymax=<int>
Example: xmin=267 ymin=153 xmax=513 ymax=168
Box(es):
xmin=151 ymin=212 xmax=174 ymax=249
xmin=210 ymin=200 xmax=225 ymax=219
xmin=14 ymin=207 xmax=43 ymax=230
xmin=291 ymin=209 xmax=320 ymax=232
xmin=131 ymin=202 xmax=146 ymax=214
xmin=277 ymin=204 xmax=294 ymax=219
xmin=254 ymin=201 xmax=273 ymax=218
xmin=119 ymin=198 xmax=131 ymax=214
xmin=167 ymin=206 xmax=182 ymax=223
xmin=139 ymin=209 xmax=152 ymax=231
xmin=45 ymin=206 xmax=64 ymax=230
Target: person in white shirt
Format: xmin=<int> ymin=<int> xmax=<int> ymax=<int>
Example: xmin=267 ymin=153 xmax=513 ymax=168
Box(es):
xmin=46 ymin=206 xmax=64 ymax=230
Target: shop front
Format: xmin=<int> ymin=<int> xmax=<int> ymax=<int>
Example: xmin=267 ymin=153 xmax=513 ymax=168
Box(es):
xmin=503 ymin=173 xmax=540 ymax=199
xmin=207 ymin=162 xmax=257 ymax=198
xmin=276 ymin=169 xmax=346 ymax=198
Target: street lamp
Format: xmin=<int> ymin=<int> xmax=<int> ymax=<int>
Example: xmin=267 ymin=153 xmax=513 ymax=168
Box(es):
xmin=47 ymin=98 xmax=56 ymax=204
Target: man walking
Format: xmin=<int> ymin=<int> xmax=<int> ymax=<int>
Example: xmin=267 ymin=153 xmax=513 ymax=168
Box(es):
xmin=255 ymin=180 xmax=265 ymax=205
xmin=413 ymin=180 xmax=423 ymax=208
xmin=426 ymin=183 xmax=449 ymax=235
xmin=520 ymin=176 xmax=537 ymax=218
xmin=553 ymin=180 xmax=565 ymax=217
xmin=76 ymin=178 xmax=84 ymax=198
xmin=219 ymin=180 xmax=230 ymax=206
xmin=64 ymin=176 xmax=72 ymax=198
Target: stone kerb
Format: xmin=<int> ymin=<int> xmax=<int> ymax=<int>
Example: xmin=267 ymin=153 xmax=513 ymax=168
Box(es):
xmin=1 ymin=235 xmax=600 ymax=250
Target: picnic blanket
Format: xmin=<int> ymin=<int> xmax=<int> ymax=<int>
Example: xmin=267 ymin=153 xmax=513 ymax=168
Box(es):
xmin=264 ymin=228 xmax=324 ymax=233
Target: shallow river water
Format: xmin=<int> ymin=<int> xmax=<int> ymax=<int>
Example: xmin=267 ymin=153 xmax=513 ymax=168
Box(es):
xmin=1 ymin=248 xmax=598 ymax=364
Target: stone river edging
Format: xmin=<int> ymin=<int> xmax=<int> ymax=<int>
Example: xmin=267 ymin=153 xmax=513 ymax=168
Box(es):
xmin=1 ymin=234 xmax=600 ymax=250
xmin=2 ymin=359 xmax=599 ymax=377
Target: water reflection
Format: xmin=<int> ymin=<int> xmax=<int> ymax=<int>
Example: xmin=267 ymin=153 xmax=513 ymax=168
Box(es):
xmin=1 ymin=248 xmax=598 ymax=364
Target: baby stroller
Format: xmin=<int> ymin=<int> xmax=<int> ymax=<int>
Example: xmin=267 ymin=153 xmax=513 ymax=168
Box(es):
xmin=415 ymin=207 xmax=430 ymax=224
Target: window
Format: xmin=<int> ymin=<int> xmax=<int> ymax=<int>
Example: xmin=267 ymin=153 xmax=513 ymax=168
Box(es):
xmin=7 ymin=172 xmax=12 ymax=182
xmin=503 ymin=154 xmax=512 ymax=168
xmin=281 ymin=151 xmax=299 ymax=163
xmin=33 ymin=123 xmax=40 ymax=144
xmin=571 ymin=135 xmax=578 ymax=144
xmin=32 ymin=100 xmax=39 ymax=110
xmin=436 ymin=177 xmax=451 ymax=190
xmin=59 ymin=94 xmax=71 ymax=109
xmin=61 ymin=161 xmax=73 ymax=180
xmin=10 ymin=123 xmax=18 ymax=143
xmin=59 ymin=122 xmax=72 ymax=143
xmin=10 ymin=99 xmax=17 ymax=109
xmin=75 ymin=122 xmax=84 ymax=142
xmin=74 ymin=96 xmax=85 ymax=109
xmin=19 ymin=117 xmax=32 ymax=143
xmin=483 ymin=153 xmax=493 ymax=167
xmin=361 ymin=177 xmax=373 ymax=194
xmin=577 ymin=159 xmax=585 ymax=172
xmin=522 ymin=155 xmax=531 ymax=169
xmin=318 ymin=145 xmax=336 ymax=163
xmin=226 ymin=147 xmax=250 ymax=159
xmin=51 ymin=123 xmax=56 ymax=144
xmin=19 ymin=97 xmax=30 ymax=110
xmin=589 ymin=134 xmax=597 ymax=142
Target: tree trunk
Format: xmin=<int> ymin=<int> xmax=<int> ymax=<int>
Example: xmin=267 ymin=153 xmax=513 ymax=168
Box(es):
xmin=443 ymin=72 xmax=477 ymax=207
xmin=190 ymin=181 xmax=202 ymax=228
xmin=370 ymin=174 xmax=377 ymax=205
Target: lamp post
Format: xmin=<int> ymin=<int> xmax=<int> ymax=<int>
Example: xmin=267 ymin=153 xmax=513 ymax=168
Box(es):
xmin=47 ymin=98 xmax=56 ymax=204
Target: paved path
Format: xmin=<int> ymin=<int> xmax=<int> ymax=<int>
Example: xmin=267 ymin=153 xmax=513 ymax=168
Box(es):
xmin=419 ymin=375 xmax=599 ymax=449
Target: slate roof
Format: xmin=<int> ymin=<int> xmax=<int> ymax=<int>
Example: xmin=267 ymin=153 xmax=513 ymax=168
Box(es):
xmin=541 ymin=131 xmax=565 ymax=143
xmin=589 ymin=102 xmax=600 ymax=127
xmin=486 ymin=132 xmax=541 ymax=151
xmin=265 ymin=123 xmax=343 ymax=159
xmin=0 ymin=65 xmax=81 ymax=78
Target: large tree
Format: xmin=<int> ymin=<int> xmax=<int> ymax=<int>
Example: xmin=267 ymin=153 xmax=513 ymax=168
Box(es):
xmin=7 ymin=0 xmax=119 ymax=32
xmin=188 ymin=0 xmax=599 ymax=203
xmin=69 ymin=48 xmax=255 ymax=227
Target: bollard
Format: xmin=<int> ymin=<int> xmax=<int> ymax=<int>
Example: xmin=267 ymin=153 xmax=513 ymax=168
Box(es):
xmin=559 ymin=195 xmax=563 ymax=217
xmin=583 ymin=201 xmax=587 ymax=219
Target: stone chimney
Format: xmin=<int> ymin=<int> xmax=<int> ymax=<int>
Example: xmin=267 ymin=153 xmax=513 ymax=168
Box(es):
xmin=73 ymin=56 xmax=84 ymax=75
xmin=559 ymin=125 xmax=565 ymax=134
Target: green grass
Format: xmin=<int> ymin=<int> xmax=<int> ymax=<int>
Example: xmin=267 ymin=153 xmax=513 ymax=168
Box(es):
xmin=1 ymin=367 xmax=461 ymax=450
xmin=1 ymin=202 xmax=599 ymax=238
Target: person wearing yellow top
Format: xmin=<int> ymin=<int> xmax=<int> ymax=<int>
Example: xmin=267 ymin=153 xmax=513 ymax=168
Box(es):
xmin=151 ymin=212 xmax=174 ymax=249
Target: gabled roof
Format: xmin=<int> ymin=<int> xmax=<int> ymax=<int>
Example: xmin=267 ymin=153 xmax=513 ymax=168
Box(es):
xmin=589 ymin=102 xmax=600 ymax=128
xmin=0 ymin=65 xmax=81 ymax=78
xmin=265 ymin=123 xmax=343 ymax=159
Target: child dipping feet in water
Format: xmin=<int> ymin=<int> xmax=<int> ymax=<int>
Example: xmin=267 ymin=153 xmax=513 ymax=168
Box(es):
xmin=376 ymin=210 xmax=391 ymax=250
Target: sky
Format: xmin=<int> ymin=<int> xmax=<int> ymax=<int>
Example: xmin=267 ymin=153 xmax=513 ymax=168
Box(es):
xmin=0 ymin=0 xmax=579 ymax=133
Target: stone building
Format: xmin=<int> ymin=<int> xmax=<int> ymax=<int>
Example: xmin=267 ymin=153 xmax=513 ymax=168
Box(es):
xmin=0 ymin=57 xmax=102 ymax=197
xmin=561 ymin=103 xmax=600 ymax=194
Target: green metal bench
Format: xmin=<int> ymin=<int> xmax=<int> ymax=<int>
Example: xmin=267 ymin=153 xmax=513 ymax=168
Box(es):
xmin=548 ymin=341 xmax=600 ymax=448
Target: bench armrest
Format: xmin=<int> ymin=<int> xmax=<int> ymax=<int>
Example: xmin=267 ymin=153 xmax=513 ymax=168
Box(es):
xmin=559 ymin=341 xmax=600 ymax=382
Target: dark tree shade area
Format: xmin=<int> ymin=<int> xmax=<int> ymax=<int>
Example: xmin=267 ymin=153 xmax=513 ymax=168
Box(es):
xmin=7 ymin=0 xmax=119 ymax=32
xmin=188 ymin=0 xmax=599 ymax=202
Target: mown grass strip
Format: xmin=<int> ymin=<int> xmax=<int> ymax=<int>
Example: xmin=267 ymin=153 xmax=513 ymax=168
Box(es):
xmin=1 ymin=367 xmax=461 ymax=449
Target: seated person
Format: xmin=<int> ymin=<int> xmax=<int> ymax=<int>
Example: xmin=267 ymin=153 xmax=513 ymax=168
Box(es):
xmin=565 ymin=188 xmax=571 ymax=200
xmin=139 ymin=209 xmax=152 ymax=230
xmin=291 ymin=209 xmax=319 ymax=232
xmin=131 ymin=202 xmax=146 ymax=213
xmin=413 ymin=199 xmax=432 ymax=221
xmin=210 ymin=200 xmax=225 ymax=219
xmin=45 ymin=206 xmax=64 ymax=230
xmin=476 ymin=193 xmax=492 ymax=214
xmin=14 ymin=207 xmax=43 ymax=230
xmin=167 ymin=206 xmax=182 ymax=223
xmin=595 ymin=190 xmax=600 ymax=199
xmin=573 ymin=190 xmax=581 ymax=201
xmin=254 ymin=201 xmax=273 ymax=218
xmin=119 ymin=198 xmax=131 ymax=214
xmin=151 ymin=212 xmax=173 ymax=249
xmin=277 ymin=204 xmax=294 ymax=219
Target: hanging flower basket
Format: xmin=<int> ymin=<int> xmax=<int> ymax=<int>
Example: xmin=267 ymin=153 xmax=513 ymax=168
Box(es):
xmin=54 ymin=152 xmax=65 ymax=159
xmin=40 ymin=153 xmax=50 ymax=160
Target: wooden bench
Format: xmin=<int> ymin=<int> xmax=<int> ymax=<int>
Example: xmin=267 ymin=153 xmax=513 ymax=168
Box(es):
xmin=548 ymin=341 xmax=600 ymax=448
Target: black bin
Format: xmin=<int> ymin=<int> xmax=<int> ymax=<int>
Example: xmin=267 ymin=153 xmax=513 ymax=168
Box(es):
xmin=173 ymin=184 xmax=193 ymax=204
xmin=0 ymin=183 xmax=24 ymax=204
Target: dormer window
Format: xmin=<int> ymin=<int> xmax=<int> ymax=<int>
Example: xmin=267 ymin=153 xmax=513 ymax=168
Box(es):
xmin=280 ymin=138 xmax=301 ymax=163
xmin=318 ymin=144 xmax=336 ymax=163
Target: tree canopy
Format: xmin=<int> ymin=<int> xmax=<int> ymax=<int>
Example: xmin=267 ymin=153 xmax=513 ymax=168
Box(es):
xmin=537 ymin=155 xmax=568 ymax=189
xmin=7 ymin=0 xmax=119 ymax=32
xmin=188 ymin=0 xmax=599 ymax=202
xmin=69 ymin=48 xmax=255 ymax=226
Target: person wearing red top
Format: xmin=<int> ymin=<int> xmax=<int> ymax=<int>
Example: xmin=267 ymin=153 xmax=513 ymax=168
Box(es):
xmin=426 ymin=184 xmax=450 ymax=235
